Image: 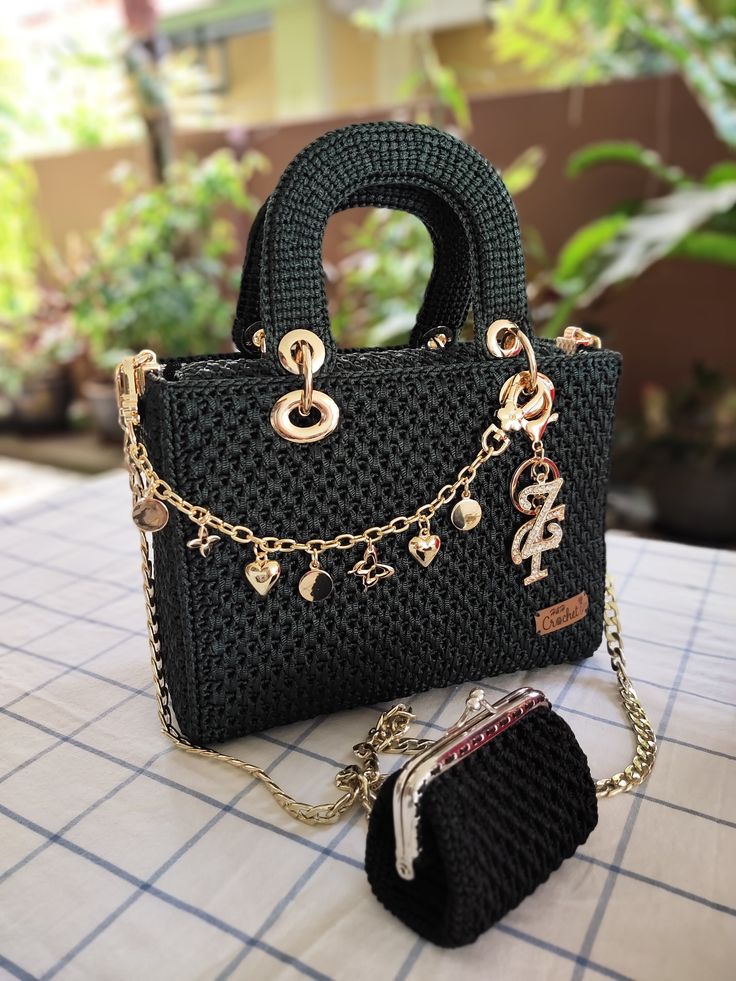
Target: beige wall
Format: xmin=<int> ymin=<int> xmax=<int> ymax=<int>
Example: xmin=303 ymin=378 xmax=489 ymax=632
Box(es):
xmin=192 ymin=15 xmax=557 ymax=125
xmin=213 ymin=31 xmax=276 ymax=124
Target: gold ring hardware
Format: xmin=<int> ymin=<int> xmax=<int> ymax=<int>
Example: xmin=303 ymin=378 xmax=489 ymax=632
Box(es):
xmin=486 ymin=320 xmax=538 ymax=393
xmin=273 ymin=329 xmax=335 ymax=441
xmin=270 ymin=389 xmax=340 ymax=443
xmin=426 ymin=331 xmax=449 ymax=350
xmin=277 ymin=328 xmax=326 ymax=375
xmin=509 ymin=455 xmax=561 ymax=512
xmin=252 ymin=328 xmax=266 ymax=354
xmin=295 ymin=340 xmax=313 ymax=416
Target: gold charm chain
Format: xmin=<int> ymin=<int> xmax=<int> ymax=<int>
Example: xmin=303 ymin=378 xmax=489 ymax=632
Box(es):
xmin=136 ymin=470 xmax=656 ymax=825
xmin=116 ymin=344 xmax=564 ymax=600
xmin=125 ymin=421 xmax=511 ymax=557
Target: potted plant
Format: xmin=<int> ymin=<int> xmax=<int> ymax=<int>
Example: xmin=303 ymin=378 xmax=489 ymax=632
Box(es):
xmin=0 ymin=288 xmax=80 ymax=432
xmin=622 ymin=364 xmax=736 ymax=542
xmin=0 ymin=144 xmax=79 ymax=431
xmin=70 ymin=148 xmax=266 ymax=439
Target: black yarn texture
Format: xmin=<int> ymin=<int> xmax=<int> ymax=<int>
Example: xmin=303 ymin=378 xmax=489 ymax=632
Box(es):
xmin=139 ymin=122 xmax=621 ymax=742
xmin=365 ymin=707 xmax=599 ymax=947
xmin=233 ymin=185 xmax=473 ymax=352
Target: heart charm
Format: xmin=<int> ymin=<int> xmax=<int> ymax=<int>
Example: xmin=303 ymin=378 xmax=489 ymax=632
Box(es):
xmin=244 ymin=558 xmax=281 ymax=597
xmin=408 ymin=533 xmax=441 ymax=568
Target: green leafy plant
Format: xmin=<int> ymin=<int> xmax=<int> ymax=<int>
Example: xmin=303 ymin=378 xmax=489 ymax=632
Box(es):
xmin=0 ymin=41 xmax=76 ymax=414
xmin=352 ymin=1 xmax=470 ymax=129
xmin=0 ymin=294 xmax=78 ymax=408
xmin=70 ymin=149 xmax=267 ymax=375
xmin=331 ymin=148 xmax=544 ymax=346
xmin=638 ymin=363 xmax=736 ymax=465
xmin=490 ymin=0 xmax=736 ymax=148
xmin=539 ymin=141 xmax=736 ymax=333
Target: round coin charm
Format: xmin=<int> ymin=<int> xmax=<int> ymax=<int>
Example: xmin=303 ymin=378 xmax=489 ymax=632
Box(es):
xmin=451 ymin=498 xmax=482 ymax=532
xmin=298 ymin=567 xmax=334 ymax=602
xmin=132 ymin=497 xmax=169 ymax=532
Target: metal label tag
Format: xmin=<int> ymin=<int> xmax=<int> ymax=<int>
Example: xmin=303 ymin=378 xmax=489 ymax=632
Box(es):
xmin=535 ymin=591 xmax=589 ymax=635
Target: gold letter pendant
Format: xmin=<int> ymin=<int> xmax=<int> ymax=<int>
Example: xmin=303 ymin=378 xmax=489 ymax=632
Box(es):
xmin=511 ymin=474 xmax=565 ymax=586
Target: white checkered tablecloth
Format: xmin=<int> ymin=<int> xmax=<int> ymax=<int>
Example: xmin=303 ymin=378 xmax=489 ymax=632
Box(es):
xmin=0 ymin=471 xmax=734 ymax=981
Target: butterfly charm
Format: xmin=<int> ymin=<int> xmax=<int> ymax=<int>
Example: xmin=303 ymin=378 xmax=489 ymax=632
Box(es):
xmin=349 ymin=544 xmax=395 ymax=592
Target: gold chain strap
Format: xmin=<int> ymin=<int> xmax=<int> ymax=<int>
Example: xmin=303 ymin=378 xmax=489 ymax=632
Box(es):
xmin=595 ymin=575 xmax=658 ymax=797
xmin=135 ymin=481 xmax=656 ymax=821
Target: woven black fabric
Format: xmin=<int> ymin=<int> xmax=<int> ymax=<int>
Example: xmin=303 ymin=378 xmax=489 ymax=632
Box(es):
xmin=139 ymin=122 xmax=621 ymax=742
xmin=257 ymin=123 xmax=531 ymax=374
xmin=365 ymin=708 xmax=598 ymax=947
xmin=232 ymin=185 xmax=473 ymax=352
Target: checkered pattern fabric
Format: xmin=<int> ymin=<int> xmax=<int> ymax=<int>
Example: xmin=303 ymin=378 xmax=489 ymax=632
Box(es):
xmin=0 ymin=472 xmax=733 ymax=980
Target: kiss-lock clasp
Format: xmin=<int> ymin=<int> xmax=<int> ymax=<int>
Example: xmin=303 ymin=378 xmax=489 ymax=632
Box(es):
xmin=392 ymin=687 xmax=551 ymax=880
xmin=497 ymin=371 xmax=558 ymax=445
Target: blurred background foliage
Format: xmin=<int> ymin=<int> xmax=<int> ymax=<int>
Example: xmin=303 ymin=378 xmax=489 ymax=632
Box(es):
xmin=0 ymin=0 xmax=734 ymax=539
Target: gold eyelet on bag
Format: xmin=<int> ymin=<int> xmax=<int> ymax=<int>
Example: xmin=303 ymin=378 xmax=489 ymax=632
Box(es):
xmin=278 ymin=329 xmax=326 ymax=374
xmin=270 ymin=389 xmax=340 ymax=443
xmin=272 ymin=329 xmax=337 ymax=442
xmin=426 ymin=331 xmax=449 ymax=350
xmin=252 ymin=327 xmax=266 ymax=354
xmin=486 ymin=320 xmax=538 ymax=393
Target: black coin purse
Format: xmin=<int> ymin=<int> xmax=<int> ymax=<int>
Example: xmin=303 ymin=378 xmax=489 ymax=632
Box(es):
xmin=365 ymin=688 xmax=598 ymax=947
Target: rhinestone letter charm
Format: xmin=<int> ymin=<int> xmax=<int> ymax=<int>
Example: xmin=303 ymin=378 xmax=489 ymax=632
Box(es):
xmin=511 ymin=475 xmax=565 ymax=586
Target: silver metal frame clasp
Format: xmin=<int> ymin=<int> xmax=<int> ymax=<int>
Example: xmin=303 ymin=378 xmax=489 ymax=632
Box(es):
xmin=392 ymin=687 xmax=550 ymax=880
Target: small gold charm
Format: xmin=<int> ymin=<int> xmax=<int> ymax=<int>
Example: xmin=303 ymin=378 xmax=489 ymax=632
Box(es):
xmin=132 ymin=496 xmax=169 ymax=532
xmin=349 ymin=543 xmax=396 ymax=591
xmin=186 ymin=521 xmax=220 ymax=558
xmin=299 ymin=552 xmax=334 ymax=602
xmin=451 ymin=496 xmax=482 ymax=532
xmin=245 ymin=551 xmax=281 ymax=597
xmin=510 ymin=459 xmax=565 ymax=586
xmin=408 ymin=532 xmax=441 ymax=567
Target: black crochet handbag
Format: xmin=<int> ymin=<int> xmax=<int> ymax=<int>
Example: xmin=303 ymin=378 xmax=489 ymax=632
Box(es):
xmin=117 ymin=121 xmax=623 ymax=746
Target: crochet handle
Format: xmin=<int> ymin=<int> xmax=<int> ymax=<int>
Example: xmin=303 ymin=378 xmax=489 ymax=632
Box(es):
xmin=233 ymin=184 xmax=473 ymax=353
xmin=259 ymin=122 xmax=531 ymax=373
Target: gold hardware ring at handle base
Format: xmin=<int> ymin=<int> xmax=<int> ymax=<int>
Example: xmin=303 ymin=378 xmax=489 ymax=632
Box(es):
xmin=486 ymin=319 xmax=538 ymax=394
xmin=277 ymin=328 xmax=326 ymax=374
xmin=273 ymin=328 xmax=336 ymax=443
xmin=270 ymin=388 xmax=340 ymax=444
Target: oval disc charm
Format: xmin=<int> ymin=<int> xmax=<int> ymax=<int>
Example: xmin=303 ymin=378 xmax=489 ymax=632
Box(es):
xmin=298 ymin=568 xmax=334 ymax=602
xmin=132 ymin=497 xmax=169 ymax=532
xmin=451 ymin=498 xmax=482 ymax=532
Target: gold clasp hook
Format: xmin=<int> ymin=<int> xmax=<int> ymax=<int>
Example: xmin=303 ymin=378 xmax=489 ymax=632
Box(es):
xmin=115 ymin=350 xmax=159 ymax=439
xmin=497 ymin=371 xmax=557 ymax=445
